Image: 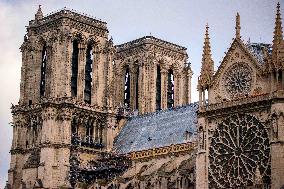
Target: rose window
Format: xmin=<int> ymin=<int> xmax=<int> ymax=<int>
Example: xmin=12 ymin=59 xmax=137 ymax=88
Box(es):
xmin=224 ymin=63 xmax=252 ymax=98
xmin=209 ymin=114 xmax=271 ymax=188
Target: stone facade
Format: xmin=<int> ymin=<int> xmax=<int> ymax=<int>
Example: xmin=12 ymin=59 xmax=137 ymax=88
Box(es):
xmin=6 ymin=3 xmax=284 ymax=189
xmin=6 ymin=5 xmax=192 ymax=189
xmin=196 ymin=5 xmax=284 ymax=189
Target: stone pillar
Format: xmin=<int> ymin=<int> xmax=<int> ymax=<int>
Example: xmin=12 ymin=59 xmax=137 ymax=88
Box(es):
xmin=77 ymin=44 xmax=86 ymax=101
xmin=187 ymin=71 xmax=192 ymax=104
xmin=19 ymin=50 xmax=28 ymax=104
xmin=32 ymin=48 xmax=42 ymax=103
xmin=138 ymin=65 xmax=145 ymax=114
xmin=38 ymin=107 xmax=71 ymax=188
xmin=91 ymin=48 xmax=101 ymax=106
xmin=129 ymin=66 xmax=136 ymax=110
xmin=106 ymin=52 xmax=114 ymax=108
xmin=63 ymin=37 xmax=72 ymax=97
xmin=282 ymin=70 xmax=284 ymax=90
xmin=150 ymin=64 xmax=157 ymax=112
xmin=97 ymin=51 xmax=107 ymax=107
xmin=196 ymin=117 xmax=208 ymax=189
xmin=161 ymin=69 xmax=168 ymax=110
xmin=271 ymin=72 xmax=275 ymax=92
xmin=271 ymin=104 xmax=284 ymax=188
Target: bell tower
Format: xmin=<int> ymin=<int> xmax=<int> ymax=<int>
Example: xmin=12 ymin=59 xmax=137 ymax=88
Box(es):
xmin=7 ymin=6 xmax=116 ymax=189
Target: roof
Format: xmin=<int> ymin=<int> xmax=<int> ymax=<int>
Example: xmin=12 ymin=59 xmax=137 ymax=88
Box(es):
xmin=115 ymin=35 xmax=187 ymax=55
xmin=246 ymin=42 xmax=272 ymax=64
xmin=113 ymin=102 xmax=198 ymax=154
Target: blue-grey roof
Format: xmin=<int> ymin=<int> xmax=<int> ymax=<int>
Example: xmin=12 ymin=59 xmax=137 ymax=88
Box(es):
xmin=113 ymin=102 xmax=198 ymax=154
xmin=246 ymin=42 xmax=272 ymax=64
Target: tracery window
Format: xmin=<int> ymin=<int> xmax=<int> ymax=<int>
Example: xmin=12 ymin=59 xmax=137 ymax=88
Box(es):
xmin=85 ymin=121 xmax=94 ymax=143
xmin=40 ymin=44 xmax=47 ymax=96
xmin=71 ymin=39 xmax=79 ymax=97
xmin=209 ymin=114 xmax=271 ymax=188
xmin=124 ymin=66 xmax=130 ymax=107
xmin=167 ymin=69 xmax=174 ymax=108
xmin=156 ymin=65 xmax=161 ymax=110
xmin=84 ymin=43 xmax=93 ymax=103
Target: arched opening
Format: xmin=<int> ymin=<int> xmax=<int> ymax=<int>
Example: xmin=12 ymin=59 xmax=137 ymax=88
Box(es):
xmin=167 ymin=69 xmax=174 ymax=108
xmin=85 ymin=120 xmax=94 ymax=144
xmin=124 ymin=66 xmax=130 ymax=107
xmin=40 ymin=43 xmax=47 ymax=96
xmin=156 ymin=65 xmax=161 ymax=110
xmin=84 ymin=43 xmax=93 ymax=103
xmin=71 ymin=39 xmax=79 ymax=97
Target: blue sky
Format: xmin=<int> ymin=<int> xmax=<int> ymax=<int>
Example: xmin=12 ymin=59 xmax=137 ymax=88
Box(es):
xmin=0 ymin=0 xmax=281 ymax=187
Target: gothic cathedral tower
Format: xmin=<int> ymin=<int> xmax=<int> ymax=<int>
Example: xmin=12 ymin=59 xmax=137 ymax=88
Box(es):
xmin=196 ymin=4 xmax=284 ymax=189
xmin=7 ymin=6 xmax=116 ymax=188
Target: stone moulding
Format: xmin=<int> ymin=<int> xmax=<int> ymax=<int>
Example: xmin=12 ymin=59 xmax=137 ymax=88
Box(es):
xmin=202 ymin=91 xmax=284 ymax=113
xmin=128 ymin=142 xmax=196 ymax=160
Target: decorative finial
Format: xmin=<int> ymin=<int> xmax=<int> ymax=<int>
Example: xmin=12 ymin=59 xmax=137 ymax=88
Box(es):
xmin=35 ymin=5 xmax=43 ymax=21
xmin=235 ymin=12 xmax=241 ymax=39
xmin=199 ymin=23 xmax=214 ymax=88
xmin=273 ymin=2 xmax=283 ymax=46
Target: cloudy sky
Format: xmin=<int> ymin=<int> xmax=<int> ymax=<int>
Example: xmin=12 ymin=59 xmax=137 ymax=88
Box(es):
xmin=0 ymin=0 xmax=281 ymax=187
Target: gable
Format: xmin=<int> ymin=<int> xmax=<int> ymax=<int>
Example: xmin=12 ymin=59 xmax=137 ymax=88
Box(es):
xmin=209 ymin=38 xmax=266 ymax=102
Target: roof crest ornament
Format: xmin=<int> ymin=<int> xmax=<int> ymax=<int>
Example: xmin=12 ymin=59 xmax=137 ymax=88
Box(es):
xmin=35 ymin=5 xmax=43 ymax=21
xmin=235 ymin=12 xmax=241 ymax=39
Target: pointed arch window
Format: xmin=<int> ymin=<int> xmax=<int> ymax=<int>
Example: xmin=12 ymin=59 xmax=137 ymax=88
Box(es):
xmin=167 ymin=69 xmax=174 ymax=108
xmin=71 ymin=39 xmax=79 ymax=97
xmin=124 ymin=66 xmax=130 ymax=107
xmin=40 ymin=44 xmax=47 ymax=96
xmin=156 ymin=65 xmax=161 ymax=110
xmin=84 ymin=43 xmax=93 ymax=103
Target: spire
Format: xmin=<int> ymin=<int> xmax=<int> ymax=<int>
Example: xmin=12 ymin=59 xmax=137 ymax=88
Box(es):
xmin=199 ymin=24 xmax=214 ymax=88
xmin=235 ymin=12 xmax=241 ymax=39
xmin=273 ymin=2 xmax=283 ymax=47
xmin=35 ymin=5 xmax=43 ymax=21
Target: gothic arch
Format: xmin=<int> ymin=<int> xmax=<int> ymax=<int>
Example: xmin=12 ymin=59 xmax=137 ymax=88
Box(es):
xmin=71 ymin=32 xmax=87 ymax=46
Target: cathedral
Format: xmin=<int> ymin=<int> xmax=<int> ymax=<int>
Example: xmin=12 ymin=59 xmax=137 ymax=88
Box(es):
xmin=6 ymin=3 xmax=284 ymax=189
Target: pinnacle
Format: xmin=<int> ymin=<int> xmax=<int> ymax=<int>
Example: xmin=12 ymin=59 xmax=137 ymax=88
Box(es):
xmin=35 ymin=5 xmax=43 ymax=20
xmin=199 ymin=24 xmax=214 ymax=87
xmin=235 ymin=12 xmax=241 ymax=39
xmin=273 ymin=2 xmax=283 ymax=46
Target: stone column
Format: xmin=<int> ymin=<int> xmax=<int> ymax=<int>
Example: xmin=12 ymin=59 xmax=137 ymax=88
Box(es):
xmin=161 ymin=69 xmax=168 ymax=110
xmin=282 ymin=70 xmax=284 ymax=90
xmin=271 ymin=104 xmax=284 ymax=189
xmin=138 ymin=65 xmax=145 ymax=114
xmin=19 ymin=50 xmax=28 ymax=104
xmin=129 ymin=65 xmax=136 ymax=110
xmin=63 ymin=37 xmax=72 ymax=97
xmin=77 ymin=43 xmax=86 ymax=102
xmin=187 ymin=71 xmax=192 ymax=104
xmin=106 ymin=52 xmax=114 ymax=108
xmin=91 ymin=48 xmax=100 ymax=106
xmin=32 ymin=48 xmax=42 ymax=103
xmin=150 ymin=64 xmax=157 ymax=112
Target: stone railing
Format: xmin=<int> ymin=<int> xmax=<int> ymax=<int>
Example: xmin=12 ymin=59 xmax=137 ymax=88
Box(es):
xmin=129 ymin=142 xmax=196 ymax=160
xmin=204 ymin=93 xmax=271 ymax=112
xmin=12 ymin=97 xmax=115 ymax=114
xmin=71 ymin=134 xmax=104 ymax=149
xmin=203 ymin=90 xmax=284 ymax=112
xmin=29 ymin=8 xmax=107 ymax=30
